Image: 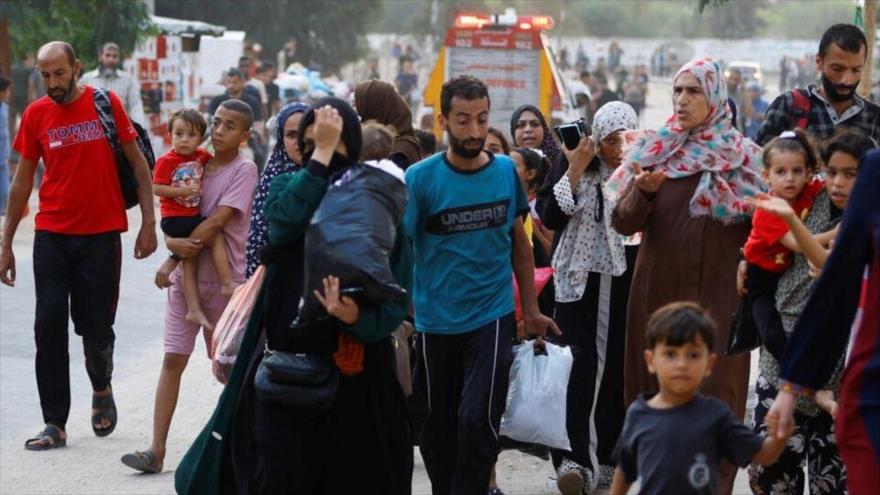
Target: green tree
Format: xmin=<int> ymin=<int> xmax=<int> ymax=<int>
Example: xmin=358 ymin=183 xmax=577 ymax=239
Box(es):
xmin=154 ymin=0 xmax=381 ymax=72
xmin=705 ymin=0 xmax=767 ymax=39
xmin=698 ymin=0 xmax=727 ymax=13
xmin=2 ymin=0 xmax=154 ymax=64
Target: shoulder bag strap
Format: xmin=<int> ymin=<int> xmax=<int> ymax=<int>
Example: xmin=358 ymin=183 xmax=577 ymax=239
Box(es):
xmin=790 ymin=89 xmax=812 ymax=130
xmin=93 ymin=88 xmax=121 ymax=152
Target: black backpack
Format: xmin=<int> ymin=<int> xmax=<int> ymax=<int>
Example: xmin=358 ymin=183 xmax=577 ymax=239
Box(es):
xmin=93 ymin=88 xmax=156 ymax=209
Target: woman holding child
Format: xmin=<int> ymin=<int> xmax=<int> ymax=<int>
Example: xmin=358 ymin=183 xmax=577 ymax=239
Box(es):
xmin=607 ymin=57 xmax=765 ymax=494
xmin=174 ymin=97 xmax=413 ymax=494
xmin=745 ymin=129 xmax=875 ymax=494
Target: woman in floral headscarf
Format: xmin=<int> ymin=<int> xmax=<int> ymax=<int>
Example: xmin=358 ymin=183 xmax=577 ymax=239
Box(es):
xmin=537 ymin=101 xmax=641 ymax=493
xmin=245 ymin=102 xmax=309 ymax=277
xmin=607 ymin=58 xmax=765 ymax=495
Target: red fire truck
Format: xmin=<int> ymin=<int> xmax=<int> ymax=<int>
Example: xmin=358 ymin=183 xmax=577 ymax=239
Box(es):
xmin=423 ymin=10 xmax=572 ymax=139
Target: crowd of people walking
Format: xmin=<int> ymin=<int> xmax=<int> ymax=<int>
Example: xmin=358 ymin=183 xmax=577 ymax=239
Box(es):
xmin=1 ymin=21 xmax=880 ymax=495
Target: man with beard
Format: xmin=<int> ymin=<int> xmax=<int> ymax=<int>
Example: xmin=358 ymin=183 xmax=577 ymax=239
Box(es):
xmin=1 ymin=41 xmax=157 ymax=450
xmin=404 ymin=75 xmax=559 ymax=494
xmin=756 ymin=24 xmax=880 ymax=145
xmin=80 ymin=42 xmax=146 ymax=126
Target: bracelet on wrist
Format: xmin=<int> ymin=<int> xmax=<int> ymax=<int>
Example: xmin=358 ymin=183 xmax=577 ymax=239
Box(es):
xmin=778 ymin=379 xmax=815 ymax=400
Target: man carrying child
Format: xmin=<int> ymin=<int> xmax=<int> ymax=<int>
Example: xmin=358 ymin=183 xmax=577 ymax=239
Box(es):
xmin=151 ymin=109 xmax=237 ymax=331
xmin=120 ymin=99 xmax=258 ymax=474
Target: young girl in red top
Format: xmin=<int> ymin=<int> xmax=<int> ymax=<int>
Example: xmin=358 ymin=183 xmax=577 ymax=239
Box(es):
xmin=152 ymin=109 xmax=234 ymax=330
xmin=742 ymin=129 xmax=834 ymax=361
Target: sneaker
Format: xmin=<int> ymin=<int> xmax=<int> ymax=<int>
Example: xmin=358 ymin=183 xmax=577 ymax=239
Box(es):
xmin=595 ymin=464 xmax=616 ymax=490
xmin=556 ymin=459 xmax=585 ymax=495
xmin=583 ymin=468 xmax=595 ymax=494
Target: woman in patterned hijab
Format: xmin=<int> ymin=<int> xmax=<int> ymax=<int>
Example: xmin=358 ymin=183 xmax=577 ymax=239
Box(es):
xmin=608 ymin=58 xmax=766 ymax=494
xmin=536 ymin=101 xmax=640 ymax=492
xmin=245 ymin=101 xmax=309 ymax=277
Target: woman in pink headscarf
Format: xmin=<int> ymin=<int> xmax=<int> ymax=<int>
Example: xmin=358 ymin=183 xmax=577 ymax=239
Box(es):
xmin=607 ymin=58 xmax=765 ymax=494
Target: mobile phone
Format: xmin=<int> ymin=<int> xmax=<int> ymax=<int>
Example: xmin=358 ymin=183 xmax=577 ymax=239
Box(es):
xmin=553 ymin=119 xmax=591 ymax=150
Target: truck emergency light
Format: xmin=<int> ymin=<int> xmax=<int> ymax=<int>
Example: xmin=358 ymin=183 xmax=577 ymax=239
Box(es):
xmin=453 ymin=12 xmax=554 ymax=31
xmin=454 ymin=14 xmax=492 ymax=29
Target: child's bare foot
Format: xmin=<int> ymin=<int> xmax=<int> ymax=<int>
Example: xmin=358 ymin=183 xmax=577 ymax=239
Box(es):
xmin=186 ymin=310 xmax=214 ymax=330
xmin=815 ymin=390 xmax=838 ymax=419
xmin=220 ymin=281 xmax=240 ymax=297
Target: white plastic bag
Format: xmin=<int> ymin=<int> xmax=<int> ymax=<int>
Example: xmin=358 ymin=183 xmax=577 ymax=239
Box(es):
xmin=211 ymin=265 xmax=265 ymax=384
xmin=499 ymin=339 xmax=573 ymax=450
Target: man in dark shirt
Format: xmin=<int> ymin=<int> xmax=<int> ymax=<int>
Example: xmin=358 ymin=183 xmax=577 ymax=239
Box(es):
xmin=208 ymin=68 xmax=262 ymax=122
xmin=258 ymin=63 xmax=281 ymax=117
xmin=756 ymin=24 xmax=880 ymax=145
xmin=208 ymin=68 xmax=265 ymax=166
xmin=395 ymin=58 xmax=418 ymax=108
xmin=591 ymin=72 xmax=619 ymax=114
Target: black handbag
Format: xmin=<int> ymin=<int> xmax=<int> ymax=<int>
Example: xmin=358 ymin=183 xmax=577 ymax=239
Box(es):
xmin=254 ymin=344 xmax=340 ymax=410
xmin=726 ymin=296 xmax=761 ymax=355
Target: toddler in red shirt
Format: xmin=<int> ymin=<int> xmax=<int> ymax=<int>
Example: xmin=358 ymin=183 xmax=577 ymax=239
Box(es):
xmin=742 ymin=130 xmax=834 ymax=360
xmin=153 ymin=109 xmax=234 ymax=330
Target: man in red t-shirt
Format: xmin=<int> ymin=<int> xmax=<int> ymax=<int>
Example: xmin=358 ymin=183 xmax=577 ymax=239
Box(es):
xmin=0 ymin=41 xmax=157 ymax=450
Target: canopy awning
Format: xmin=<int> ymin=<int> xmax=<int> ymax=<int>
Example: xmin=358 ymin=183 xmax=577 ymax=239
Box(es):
xmin=149 ymin=15 xmax=225 ymax=37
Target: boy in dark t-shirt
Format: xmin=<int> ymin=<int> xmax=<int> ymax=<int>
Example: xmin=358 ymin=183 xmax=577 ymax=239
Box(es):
xmin=611 ymin=302 xmax=792 ymax=495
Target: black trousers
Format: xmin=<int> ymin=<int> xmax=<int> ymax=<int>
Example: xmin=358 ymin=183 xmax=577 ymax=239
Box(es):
xmin=414 ymin=314 xmax=516 ymax=495
xmin=549 ymin=245 xmax=636 ymax=488
xmin=549 ymin=275 xmax=604 ymax=474
xmin=32 ymin=230 xmax=121 ymax=428
xmin=745 ymin=263 xmax=787 ymax=361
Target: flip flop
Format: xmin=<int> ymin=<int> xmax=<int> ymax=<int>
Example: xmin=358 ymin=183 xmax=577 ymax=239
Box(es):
xmin=92 ymin=389 xmax=117 ymax=437
xmin=24 ymin=425 xmax=67 ymax=451
xmin=121 ymin=450 xmax=162 ymax=474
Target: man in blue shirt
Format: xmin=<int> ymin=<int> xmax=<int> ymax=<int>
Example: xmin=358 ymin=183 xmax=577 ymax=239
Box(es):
xmin=745 ymin=81 xmax=770 ymax=141
xmin=405 ymin=75 xmax=559 ymax=494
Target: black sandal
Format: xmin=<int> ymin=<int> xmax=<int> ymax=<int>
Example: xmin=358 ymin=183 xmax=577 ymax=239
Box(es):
xmin=92 ymin=389 xmax=117 ymax=437
xmin=121 ymin=450 xmax=162 ymax=474
xmin=24 ymin=425 xmax=67 ymax=451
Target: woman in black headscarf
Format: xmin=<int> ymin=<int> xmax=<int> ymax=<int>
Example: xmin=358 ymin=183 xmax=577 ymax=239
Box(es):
xmin=510 ymin=104 xmax=563 ymax=171
xmin=174 ymin=97 xmax=413 ymax=495
xmin=510 ymin=105 xmax=560 ymax=265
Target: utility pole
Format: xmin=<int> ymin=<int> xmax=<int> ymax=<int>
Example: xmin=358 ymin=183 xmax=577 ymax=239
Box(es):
xmin=859 ymin=0 xmax=876 ymax=98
